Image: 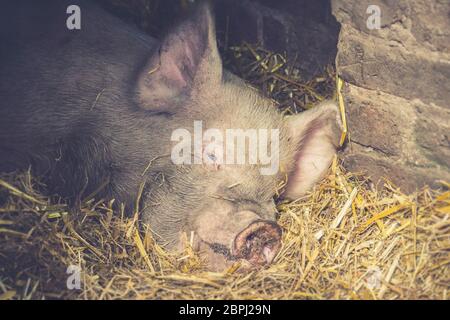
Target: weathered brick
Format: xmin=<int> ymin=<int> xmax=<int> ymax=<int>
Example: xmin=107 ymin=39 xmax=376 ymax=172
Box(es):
xmin=343 ymin=152 xmax=450 ymax=193
xmin=341 ymin=84 xmax=450 ymax=190
xmin=332 ymin=0 xmax=450 ymax=53
xmin=414 ymin=102 xmax=450 ymax=169
xmin=337 ymin=26 xmax=450 ymax=108
xmin=343 ymin=84 xmax=407 ymax=157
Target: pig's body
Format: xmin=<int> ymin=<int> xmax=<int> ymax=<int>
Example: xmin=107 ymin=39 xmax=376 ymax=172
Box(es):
xmin=0 ymin=0 xmax=342 ymax=270
xmin=0 ymin=0 xmax=164 ymax=205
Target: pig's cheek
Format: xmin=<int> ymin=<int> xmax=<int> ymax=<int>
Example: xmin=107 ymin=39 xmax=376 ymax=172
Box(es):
xmin=192 ymin=210 xmax=235 ymax=247
xmin=197 ymin=240 xmax=235 ymax=272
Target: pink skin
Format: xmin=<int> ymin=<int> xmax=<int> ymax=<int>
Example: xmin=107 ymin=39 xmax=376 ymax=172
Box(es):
xmin=232 ymin=220 xmax=282 ymax=266
xmin=191 ymin=208 xmax=282 ymax=271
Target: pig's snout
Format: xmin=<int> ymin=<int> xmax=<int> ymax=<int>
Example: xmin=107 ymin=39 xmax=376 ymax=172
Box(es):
xmin=193 ymin=208 xmax=282 ymax=270
xmin=232 ymin=220 xmax=282 ymax=266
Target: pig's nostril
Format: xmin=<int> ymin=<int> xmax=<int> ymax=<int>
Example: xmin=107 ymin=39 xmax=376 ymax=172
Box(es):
xmin=233 ymin=220 xmax=282 ymax=266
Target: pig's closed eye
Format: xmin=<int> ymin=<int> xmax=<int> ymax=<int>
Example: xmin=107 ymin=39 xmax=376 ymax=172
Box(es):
xmin=207 ymin=153 xmax=217 ymax=162
xmin=203 ymin=148 xmax=223 ymax=171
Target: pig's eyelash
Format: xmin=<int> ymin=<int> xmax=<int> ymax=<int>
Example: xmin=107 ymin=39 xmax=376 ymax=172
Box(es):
xmin=190 ymin=151 xmax=222 ymax=170
xmin=209 ymin=194 xmax=236 ymax=202
xmin=207 ymin=153 xmax=217 ymax=162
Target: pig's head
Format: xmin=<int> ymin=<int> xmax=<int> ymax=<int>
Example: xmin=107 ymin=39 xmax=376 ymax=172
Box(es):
xmin=135 ymin=3 xmax=342 ymax=271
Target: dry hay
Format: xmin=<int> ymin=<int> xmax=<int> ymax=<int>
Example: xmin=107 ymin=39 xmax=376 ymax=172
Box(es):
xmin=222 ymin=42 xmax=336 ymax=113
xmin=0 ymin=44 xmax=449 ymax=300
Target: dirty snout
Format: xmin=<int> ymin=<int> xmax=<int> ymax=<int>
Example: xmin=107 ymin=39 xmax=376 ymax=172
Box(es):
xmin=193 ymin=209 xmax=282 ymax=271
xmin=232 ymin=219 xmax=282 ymax=266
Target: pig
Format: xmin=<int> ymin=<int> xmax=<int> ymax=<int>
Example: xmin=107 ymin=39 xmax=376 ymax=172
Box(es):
xmin=0 ymin=0 xmax=342 ymax=271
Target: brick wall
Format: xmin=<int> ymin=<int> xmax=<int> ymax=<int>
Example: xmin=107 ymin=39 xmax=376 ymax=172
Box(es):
xmin=332 ymin=0 xmax=450 ymax=191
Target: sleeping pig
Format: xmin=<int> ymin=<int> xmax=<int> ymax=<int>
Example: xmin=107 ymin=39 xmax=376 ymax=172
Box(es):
xmin=0 ymin=0 xmax=342 ymax=271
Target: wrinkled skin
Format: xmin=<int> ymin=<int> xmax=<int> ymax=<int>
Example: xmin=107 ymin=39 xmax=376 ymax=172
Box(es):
xmin=0 ymin=0 xmax=342 ymax=271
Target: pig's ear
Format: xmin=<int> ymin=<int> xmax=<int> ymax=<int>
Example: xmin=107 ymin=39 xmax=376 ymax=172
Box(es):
xmin=283 ymin=100 xmax=342 ymax=200
xmin=136 ymin=2 xmax=222 ymax=112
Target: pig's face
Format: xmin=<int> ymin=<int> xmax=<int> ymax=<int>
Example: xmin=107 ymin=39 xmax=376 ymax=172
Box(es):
xmin=135 ymin=4 xmax=341 ymax=271
xmin=172 ymin=82 xmax=289 ymax=270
